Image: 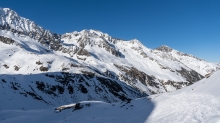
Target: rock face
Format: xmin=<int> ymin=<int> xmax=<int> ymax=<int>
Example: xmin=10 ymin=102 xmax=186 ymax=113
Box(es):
xmin=0 ymin=71 xmax=146 ymax=106
xmin=0 ymin=36 xmax=15 ymax=44
xmin=62 ymin=30 xmax=123 ymax=57
xmin=155 ymin=45 xmax=173 ymax=52
xmin=0 ymin=8 xmax=219 ymax=106
xmin=76 ymin=48 xmax=90 ymax=56
xmin=176 ymin=67 xmax=204 ymax=83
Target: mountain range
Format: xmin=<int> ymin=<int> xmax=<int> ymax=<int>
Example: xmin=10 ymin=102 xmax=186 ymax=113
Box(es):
xmin=0 ymin=7 xmax=219 ymax=111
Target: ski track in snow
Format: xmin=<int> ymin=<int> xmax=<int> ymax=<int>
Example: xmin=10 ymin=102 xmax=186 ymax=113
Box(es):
xmin=147 ymin=93 xmax=220 ymax=123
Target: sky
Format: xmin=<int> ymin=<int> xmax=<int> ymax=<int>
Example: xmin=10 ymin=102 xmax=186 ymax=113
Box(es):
xmin=0 ymin=0 xmax=219 ymax=62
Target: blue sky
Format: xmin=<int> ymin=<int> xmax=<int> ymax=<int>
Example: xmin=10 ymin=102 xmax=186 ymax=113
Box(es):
xmin=0 ymin=0 xmax=219 ymax=62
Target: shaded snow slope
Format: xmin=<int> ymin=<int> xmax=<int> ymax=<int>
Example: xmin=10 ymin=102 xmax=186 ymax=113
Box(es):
xmin=1 ymin=70 xmax=220 ymax=123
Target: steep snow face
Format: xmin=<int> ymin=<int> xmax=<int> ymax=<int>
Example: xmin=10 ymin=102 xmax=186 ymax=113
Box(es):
xmin=0 ymin=8 xmax=44 ymax=34
xmin=0 ymin=7 xmax=61 ymax=48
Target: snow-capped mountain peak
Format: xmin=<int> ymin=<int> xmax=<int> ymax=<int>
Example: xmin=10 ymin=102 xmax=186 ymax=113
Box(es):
xmin=0 ymin=7 xmax=42 ymax=32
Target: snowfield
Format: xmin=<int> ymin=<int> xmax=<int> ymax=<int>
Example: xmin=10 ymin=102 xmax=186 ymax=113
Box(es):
xmin=1 ymin=70 xmax=220 ymax=123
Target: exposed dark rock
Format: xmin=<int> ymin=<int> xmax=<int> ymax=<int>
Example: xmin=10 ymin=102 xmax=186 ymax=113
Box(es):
xmin=62 ymin=67 xmax=70 ymax=71
xmin=155 ymin=45 xmax=173 ymax=52
xmin=39 ymin=66 xmax=48 ymax=71
xmin=79 ymin=84 xmax=88 ymax=93
xmin=163 ymin=80 xmax=190 ymax=89
xmin=81 ymin=71 xmax=95 ymax=78
xmin=0 ymin=36 xmax=15 ymax=45
xmin=36 ymin=81 xmax=57 ymax=96
xmin=10 ymin=82 xmax=20 ymax=90
xmin=57 ymin=85 xmax=64 ymax=94
xmin=70 ymin=63 xmax=80 ymax=68
xmin=176 ymin=67 xmax=204 ymax=83
xmin=36 ymin=61 xmax=43 ymax=65
xmin=36 ymin=81 xmax=45 ymax=91
xmin=104 ymin=70 xmax=118 ymax=80
xmin=77 ymin=56 xmax=86 ymax=61
xmin=74 ymin=103 xmax=83 ymax=110
xmin=26 ymin=91 xmax=42 ymax=100
xmin=205 ymin=73 xmax=212 ymax=78
xmin=77 ymin=48 xmax=90 ymax=56
xmin=76 ymin=34 xmax=123 ymax=57
xmin=54 ymin=72 xmax=75 ymax=85
xmin=114 ymin=64 xmax=205 ymax=94
xmin=140 ymin=51 xmax=148 ymax=58
xmin=68 ymin=85 xmax=74 ymax=94
xmin=3 ymin=64 xmax=9 ymax=69
xmin=47 ymin=61 xmax=52 ymax=64
xmin=1 ymin=79 xmax=6 ymax=83
xmin=49 ymin=40 xmax=62 ymax=51
xmin=114 ymin=64 xmax=157 ymax=87
xmin=45 ymin=74 xmax=55 ymax=78
xmin=97 ymin=77 xmax=131 ymax=102
xmin=14 ymin=65 xmax=20 ymax=71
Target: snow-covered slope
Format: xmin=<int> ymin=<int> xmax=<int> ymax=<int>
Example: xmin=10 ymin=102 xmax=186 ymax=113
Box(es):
xmin=146 ymin=70 xmax=220 ymax=123
xmin=1 ymin=70 xmax=220 ymax=123
xmin=0 ymin=7 xmax=219 ymax=107
xmin=60 ymin=29 xmax=218 ymax=94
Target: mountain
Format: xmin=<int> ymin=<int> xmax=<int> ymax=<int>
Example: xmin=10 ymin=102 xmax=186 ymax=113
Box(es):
xmin=0 ymin=7 xmax=219 ymax=109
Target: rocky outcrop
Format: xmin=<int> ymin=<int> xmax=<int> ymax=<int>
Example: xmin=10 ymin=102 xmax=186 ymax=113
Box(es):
xmin=77 ymin=48 xmax=90 ymax=56
xmin=114 ymin=64 xmax=205 ymax=94
xmin=39 ymin=66 xmax=48 ymax=72
xmin=114 ymin=64 xmax=156 ymax=86
xmin=163 ymin=80 xmax=191 ymax=90
xmin=0 ymin=69 xmax=146 ymax=104
xmin=176 ymin=67 xmax=204 ymax=83
xmin=0 ymin=36 xmax=15 ymax=45
xmin=155 ymin=45 xmax=173 ymax=52
xmin=97 ymin=41 xmax=122 ymax=57
xmin=114 ymin=64 xmax=161 ymax=94
xmin=176 ymin=52 xmax=203 ymax=61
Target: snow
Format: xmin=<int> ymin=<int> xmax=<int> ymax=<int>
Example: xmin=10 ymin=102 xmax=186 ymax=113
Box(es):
xmin=0 ymin=8 xmax=45 ymax=33
xmin=1 ymin=70 xmax=220 ymax=123
xmin=147 ymin=70 xmax=220 ymax=123
xmin=0 ymin=20 xmax=218 ymax=93
xmin=1 ymin=7 xmax=220 ymax=123
xmin=61 ymin=29 xmax=218 ymax=85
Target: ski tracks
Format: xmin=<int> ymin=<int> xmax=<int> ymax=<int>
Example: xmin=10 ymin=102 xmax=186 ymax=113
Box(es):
xmin=146 ymin=92 xmax=220 ymax=123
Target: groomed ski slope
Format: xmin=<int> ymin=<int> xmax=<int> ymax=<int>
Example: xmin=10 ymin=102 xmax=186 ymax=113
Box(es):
xmin=1 ymin=70 xmax=220 ymax=123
